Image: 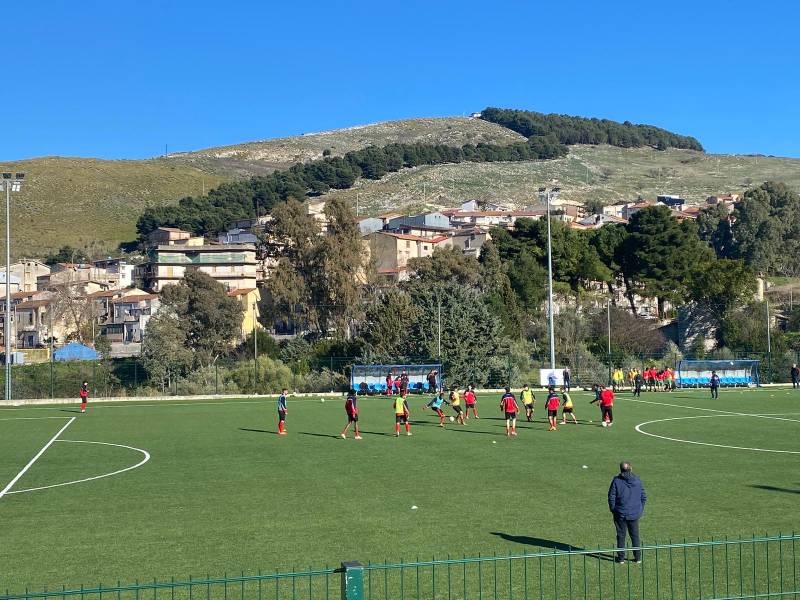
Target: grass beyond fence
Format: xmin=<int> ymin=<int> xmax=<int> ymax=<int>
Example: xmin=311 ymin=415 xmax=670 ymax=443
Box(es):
xmin=2 ymin=534 xmax=797 ymax=600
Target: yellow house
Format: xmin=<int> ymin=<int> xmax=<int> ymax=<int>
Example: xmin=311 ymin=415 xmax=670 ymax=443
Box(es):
xmin=228 ymin=288 xmax=262 ymax=339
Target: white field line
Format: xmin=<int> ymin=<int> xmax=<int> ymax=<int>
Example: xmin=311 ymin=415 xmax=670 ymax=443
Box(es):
xmin=0 ymin=416 xmax=73 ymax=421
xmin=0 ymin=417 xmax=76 ymax=500
xmin=5 ymin=440 xmax=151 ymax=495
xmin=635 ymin=414 xmax=800 ymax=454
xmin=622 ymin=396 xmax=800 ymax=424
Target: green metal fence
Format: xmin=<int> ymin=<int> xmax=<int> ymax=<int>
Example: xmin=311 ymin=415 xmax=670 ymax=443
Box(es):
xmin=2 ymin=534 xmax=798 ymax=600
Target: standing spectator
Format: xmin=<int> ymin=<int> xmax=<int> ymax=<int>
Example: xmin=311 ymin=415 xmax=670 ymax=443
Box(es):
xmin=79 ymin=381 xmax=89 ymax=413
xmin=547 ymin=371 xmax=557 ymax=388
xmin=562 ymin=366 xmax=572 ymax=391
xmin=633 ymin=370 xmax=643 ymax=397
xmin=791 ymin=364 xmax=800 ymax=389
xmin=710 ymin=370 xmax=721 ymax=399
xmin=608 ymin=461 xmax=647 ymax=564
xmin=427 ymin=369 xmax=438 ymax=393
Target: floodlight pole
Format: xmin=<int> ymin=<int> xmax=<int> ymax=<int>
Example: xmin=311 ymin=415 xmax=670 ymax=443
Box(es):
xmin=4 ymin=179 xmax=10 ymax=401
xmin=607 ymin=299 xmax=612 ymax=385
xmin=437 ymin=293 xmax=442 ymax=360
xmin=541 ymin=188 xmax=558 ymax=371
xmin=766 ymin=299 xmax=772 ymax=383
xmin=3 ymin=173 xmax=24 ymax=401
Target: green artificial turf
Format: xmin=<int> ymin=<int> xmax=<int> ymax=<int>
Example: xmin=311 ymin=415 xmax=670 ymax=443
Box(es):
xmin=0 ymin=388 xmax=798 ymax=593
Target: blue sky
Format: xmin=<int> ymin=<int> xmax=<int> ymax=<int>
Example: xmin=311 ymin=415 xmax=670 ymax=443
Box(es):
xmin=5 ymin=1 xmax=799 ymax=160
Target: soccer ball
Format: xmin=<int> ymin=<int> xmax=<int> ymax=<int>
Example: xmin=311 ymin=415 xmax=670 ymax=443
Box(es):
xmin=449 ymin=416 xmax=455 ymax=422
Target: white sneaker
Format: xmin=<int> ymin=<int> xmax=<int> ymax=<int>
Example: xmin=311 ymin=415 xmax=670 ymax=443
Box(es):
xmin=406 ymin=432 xmax=412 ymax=436
xmin=340 ymin=433 xmax=346 ymax=439
xmin=354 ymin=435 xmax=362 ymax=440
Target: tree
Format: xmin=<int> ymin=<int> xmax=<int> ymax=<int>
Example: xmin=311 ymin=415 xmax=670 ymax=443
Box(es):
xmin=44 ymin=245 xmax=90 ymax=266
xmin=160 ymin=270 xmax=243 ymax=367
xmin=141 ymin=309 xmax=193 ymax=390
xmin=589 ymin=223 xmax=628 ymax=298
xmin=621 ymin=206 xmax=714 ymax=316
xmin=357 ymin=288 xmax=421 ymax=359
xmin=407 ymin=284 xmax=503 ymax=385
xmin=407 ymin=246 xmax=482 ymax=288
xmin=589 ymin=306 xmax=667 ymax=356
xmin=696 ymin=205 xmax=735 ymax=258
xmin=479 ymin=240 xmax=523 ymax=338
xmin=688 ymin=258 xmax=756 ymax=322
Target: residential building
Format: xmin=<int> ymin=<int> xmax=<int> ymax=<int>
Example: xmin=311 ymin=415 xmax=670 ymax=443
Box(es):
xmin=657 ymin=195 xmax=686 ymax=210
xmin=358 ymin=217 xmax=385 ymax=236
xmin=0 ymin=260 xmax=51 ymax=292
xmin=37 ymin=264 xmax=112 ymax=295
xmin=577 ymin=214 xmax=629 ymax=228
xmin=448 ymin=228 xmax=489 ymax=258
xmin=387 ymin=212 xmax=452 ymax=231
xmin=602 ymin=204 xmax=627 ymax=218
xmin=448 ymin=209 xmax=546 ymax=229
xmin=92 ymin=258 xmax=135 ymax=289
xmin=622 ymin=201 xmax=663 ymax=220
xmin=102 ymin=293 xmax=161 ymax=344
xmin=218 ymin=227 xmax=260 ymax=245
xmin=139 ymin=244 xmax=258 ymax=292
xmin=706 ymin=194 xmax=741 ymax=213
xmin=148 ymin=227 xmax=196 ymax=246
xmin=227 ymin=288 xmax=262 ymax=340
xmin=0 ymin=272 xmax=21 ymax=293
xmin=366 ymin=231 xmax=449 ymax=282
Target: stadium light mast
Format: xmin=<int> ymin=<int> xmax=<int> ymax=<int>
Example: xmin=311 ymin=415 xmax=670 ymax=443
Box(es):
xmin=539 ymin=186 xmax=560 ymax=371
xmin=1 ymin=172 xmax=24 ymax=401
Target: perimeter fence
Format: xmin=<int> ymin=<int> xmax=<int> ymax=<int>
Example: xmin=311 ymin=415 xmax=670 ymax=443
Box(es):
xmin=2 ymin=533 xmax=798 ymax=600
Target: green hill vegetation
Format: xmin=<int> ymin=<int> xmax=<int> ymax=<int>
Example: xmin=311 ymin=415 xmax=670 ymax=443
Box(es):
xmin=166 ymin=117 xmax=525 ymax=177
xmin=0 ymin=157 xmax=225 ymax=258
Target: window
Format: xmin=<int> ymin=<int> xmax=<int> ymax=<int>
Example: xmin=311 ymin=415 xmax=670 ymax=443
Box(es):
xmin=423 ymin=245 xmax=429 ymax=251
xmin=28 ymin=312 xmax=33 ymax=325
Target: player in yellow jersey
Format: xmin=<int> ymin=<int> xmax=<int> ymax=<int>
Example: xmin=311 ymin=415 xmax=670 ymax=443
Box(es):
xmin=449 ymin=387 xmax=465 ymax=424
xmin=560 ymin=388 xmax=578 ymax=424
xmin=393 ymin=393 xmax=412 ymax=436
xmin=521 ymin=384 xmax=535 ymax=422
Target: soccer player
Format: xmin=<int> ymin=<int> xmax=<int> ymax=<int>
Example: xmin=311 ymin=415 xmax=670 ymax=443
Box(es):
xmin=277 ymin=389 xmax=288 ymax=435
xmin=79 ymin=381 xmax=89 ymax=413
xmin=464 ymin=384 xmax=478 ymax=418
xmin=710 ymin=370 xmax=720 ymax=399
xmin=341 ymin=389 xmax=362 ymax=439
xmin=561 ymin=389 xmax=577 ymax=424
xmin=449 ymin=387 xmax=465 ymax=424
xmin=545 ymin=387 xmax=560 ymax=431
xmin=521 ymin=384 xmax=535 ymax=422
xmin=600 ymin=385 xmax=615 ymax=426
xmin=393 ymin=393 xmax=412 ymax=436
xmin=562 ymin=366 xmax=572 ymax=392
xmin=399 ymin=370 xmax=410 ymax=396
xmin=643 ymin=367 xmax=653 ymax=392
xmin=424 ymin=390 xmax=450 ymax=427
xmin=500 ymin=387 xmax=519 ymax=437
xmin=385 ymin=371 xmax=395 ymax=396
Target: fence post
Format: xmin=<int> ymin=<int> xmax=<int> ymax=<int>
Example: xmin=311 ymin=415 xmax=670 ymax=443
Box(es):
xmin=340 ymin=561 xmax=364 ymax=600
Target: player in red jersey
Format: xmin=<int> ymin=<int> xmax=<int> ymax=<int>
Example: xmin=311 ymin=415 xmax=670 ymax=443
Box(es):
xmin=499 ymin=387 xmax=519 ymax=437
xmin=545 ymin=387 xmax=560 ymax=431
xmin=340 ymin=389 xmax=362 ymax=439
xmin=599 ymin=385 xmax=615 ymax=426
xmin=385 ymin=371 xmax=394 ymax=395
xmin=79 ymin=381 xmax=89 ymax=413
xmin=464 ymin=384 xmax=478 ymax=419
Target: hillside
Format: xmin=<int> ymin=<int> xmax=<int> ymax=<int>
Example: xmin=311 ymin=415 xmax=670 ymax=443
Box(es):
xmin=0 ymin=157 xmax=226 ymax=258
xmin=4 ymin=116 xmax=800 ymax=259
xmin=165 ymin=117 xmax=526 ymax=177
xmin=323 ymin=145 xmax=800 ymax=215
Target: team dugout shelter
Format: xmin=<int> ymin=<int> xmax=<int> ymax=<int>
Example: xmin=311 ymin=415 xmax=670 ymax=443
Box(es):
xmin=351 ymin=363 xmax=443 ymax=395
xmin=676 ymin=359 xmax=760 ymax=388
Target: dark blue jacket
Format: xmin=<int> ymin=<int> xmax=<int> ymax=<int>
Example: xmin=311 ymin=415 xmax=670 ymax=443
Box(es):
xmin=608 ymin=472 xmax=647 ymax=519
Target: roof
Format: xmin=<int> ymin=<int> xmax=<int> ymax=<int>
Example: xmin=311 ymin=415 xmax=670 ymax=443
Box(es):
xmin=377 ymin=267 xmax=408 ymax=274
xmin=155 ymin=227 xmax=190 ymax=233
xmin=451 ymin=210 xmax=546 ymax=218
xmin=155 ymin=244 xmax=255 ymax=252
xmin=87 ymin=290 xmax=122 ymax=298
xmin=379 ymin=232 xmax=449 ymax=244
xmin=111 ymin=294 xmax=159 ymax=304
xmin=53 ymin=342 xmax=100 ymax=362
xmin=227 ymin=288 xmax=258 ymax=297
xmin=15 ymin=299 xmax=51 ymax=309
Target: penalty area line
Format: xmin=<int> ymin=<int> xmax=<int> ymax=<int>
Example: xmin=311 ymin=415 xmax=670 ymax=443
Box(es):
xmin=0 ymin=416 xmax=76 ymax=500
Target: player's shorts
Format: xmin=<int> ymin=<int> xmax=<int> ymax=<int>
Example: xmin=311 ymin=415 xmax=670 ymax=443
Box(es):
xmin=465 ymin=401 xmax=476 ymax=407
xmin=453 ymin=405 xmax=463 ymax=414
xmin=547 ymin=409 xmax=558 ymax=417
xmin=395 ymin=414 xmax=408 ymax=424
xmin=347 ymin=414 xmax=358 ymax=423
xmin=278 ymin=411 xmax=286 ymax=421
xmin=523 ymin=403 xmax=534 ymax=411
xmin=562 ymin=407 xmax=573 ymax=413
xmin=504 ymin=411 xmax=517 ymax=420
xmin=434 ymin=408 xmax=444 ymax=417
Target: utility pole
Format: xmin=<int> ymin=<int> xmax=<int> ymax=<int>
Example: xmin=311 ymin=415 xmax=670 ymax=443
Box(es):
xmin=766 ymin=299 xmax=772 ymax=383
xmin=49 ymin=307 xmax=54 ymax=399
xmin=2 ymin=172 xmax=24 ymax=401
xmin=437 ymin=293 xmax=442 ymax=360
xmin=607 ymin=299 xmax=612 ymax=386
xmin=539 ymin=186 xmax=560 ymax=371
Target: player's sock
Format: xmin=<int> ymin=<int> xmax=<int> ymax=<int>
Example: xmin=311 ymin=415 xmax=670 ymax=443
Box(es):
xmin=405 ymin=423 xmax=410 ymax=434
xmin=80 ymin=402 xmax=86 ymax=412
xmin=395 ymin=424 xmax=400 ymax=435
